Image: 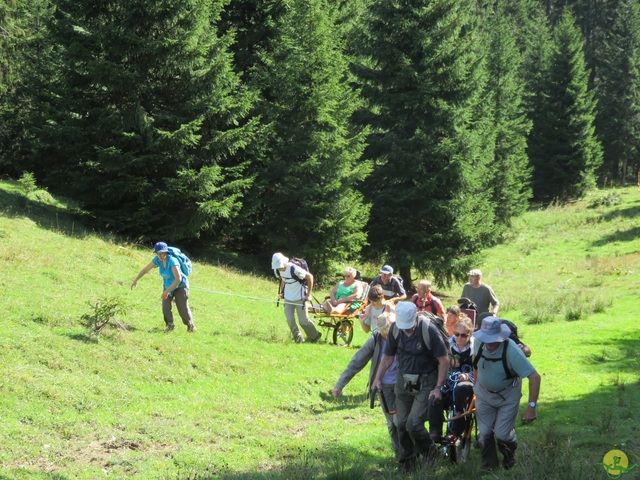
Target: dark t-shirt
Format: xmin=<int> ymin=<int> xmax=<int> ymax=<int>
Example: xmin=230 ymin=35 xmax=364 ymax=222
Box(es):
xmin=385 ymin=319 xmax=447 ymax=374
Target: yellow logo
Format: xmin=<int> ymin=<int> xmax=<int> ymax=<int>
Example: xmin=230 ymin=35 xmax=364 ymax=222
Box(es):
xmin=597 ymin=450 xmax=639 ymax=479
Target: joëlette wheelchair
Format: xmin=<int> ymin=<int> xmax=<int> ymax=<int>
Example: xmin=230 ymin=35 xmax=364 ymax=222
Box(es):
xmin=428 ymin=368 xmax=477 ymax=463
xmin=310 ymin=274 xmax=370 ymax=347
xmin=441 ymin=393 xmax=477 ymax=463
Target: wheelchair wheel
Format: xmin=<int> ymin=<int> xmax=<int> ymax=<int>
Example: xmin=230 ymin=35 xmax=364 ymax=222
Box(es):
xmin=457 ymin=412 xmax=475 ymax=463
xmin=332 ymin=319 xmax=353 ymax=346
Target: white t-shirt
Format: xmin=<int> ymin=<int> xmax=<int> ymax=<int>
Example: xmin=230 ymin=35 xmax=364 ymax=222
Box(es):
xmin=363 ymin=302 xmax=394 ymax=331
xmin=280 ymin=263 xmax=309 ymax=301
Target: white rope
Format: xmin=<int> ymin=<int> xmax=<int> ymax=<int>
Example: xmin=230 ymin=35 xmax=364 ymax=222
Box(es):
xmin=190 ymin=286 xmax=311 ymax=307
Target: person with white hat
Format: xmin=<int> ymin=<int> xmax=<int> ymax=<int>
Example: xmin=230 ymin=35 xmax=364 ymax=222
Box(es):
xmin=472 ymin=316 xmax=541 ymax=470
xmin=272 ymin=253 xmax=321 ymax=343
xmin=371 ymin=302 xmax=449 ymax=472
xmin=461 ymin=269 xmax=500 ymax=315
xmin=370 ymin=265 xmax=406 ymax=303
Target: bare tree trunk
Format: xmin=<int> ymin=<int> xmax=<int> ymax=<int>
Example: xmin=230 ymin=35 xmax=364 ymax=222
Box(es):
xmin=399 ymin=265 xmax=413 ymax=294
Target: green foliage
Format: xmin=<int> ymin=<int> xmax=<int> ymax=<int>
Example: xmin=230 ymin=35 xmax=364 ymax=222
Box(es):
xmin=237 ymin=0 xmax=371 ymax=278
xmin=0 ymin=0 xmax=56 ymax=176
xmin=528 ymin=9 xmax=603 ymax=201
xmin=479 ymin=1 xmax=533 ymax=228
xmin=26 ymin=0 xmax=258 ymax=241
xmin=355 ymin=0 xmax=494 ymax=286
xmin=589 ymin=192 xmax=621 ymax=208
xmin=17 ymin=171 xmax=37 ymax=193
xmin=81 ymin=296 xmax=129 ymax=335
xmin=595 ymin=0 xmax=640 ymax=185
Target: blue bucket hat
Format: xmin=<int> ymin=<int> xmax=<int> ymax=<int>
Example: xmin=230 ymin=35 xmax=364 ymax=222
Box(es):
xmin=154 ymin=242 xmax=169 ymax=253
xmin=473 ymin=316 xmax=511 ymax=343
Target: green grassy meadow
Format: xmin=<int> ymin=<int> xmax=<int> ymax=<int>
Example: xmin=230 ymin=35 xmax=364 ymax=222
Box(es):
xmin=0 ymin=179 xmax=639 ymax=479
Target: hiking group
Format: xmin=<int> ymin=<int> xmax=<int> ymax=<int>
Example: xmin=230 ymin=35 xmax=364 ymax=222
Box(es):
xmin=132 ymin=247 xmax=540 ymax=473
xmin=308 ymin=260 xmax=542 ymax=473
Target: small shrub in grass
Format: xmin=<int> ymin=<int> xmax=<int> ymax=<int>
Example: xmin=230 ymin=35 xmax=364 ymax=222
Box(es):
xmin=17 ymin=172 xmax=37 ymax=193
xmin=565 ymin=308 xmax=583 ymax=321
xmin=523 ymin=307 xmax=555 ymax=325
xmin=590 ymin=297 xmax=611 ymax=314
xmin=81 ymin=296 xmax=129 ymax=334
xmin=589 ymin=192 xmax=621 ymax=208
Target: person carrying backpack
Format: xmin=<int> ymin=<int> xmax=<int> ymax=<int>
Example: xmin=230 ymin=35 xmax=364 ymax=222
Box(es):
xmin=371 ymin=302 xmax=449 ymax=473
xmin=332 ymin=311 xmax=399 ymax=455
xmin=370 ymin=265 xmax=407 ymax=303
xmin=411 ymin=279 xmax=444 ymax=318
xmin=131 ymin=242 xmax=196 ymax=333
xmin=472 ymin=316 xmax=541 ymax=471
xmin=272 ymin=253 xmax=321 ymax=344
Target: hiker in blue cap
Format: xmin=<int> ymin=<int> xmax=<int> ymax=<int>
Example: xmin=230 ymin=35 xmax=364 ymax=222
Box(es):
xmin=131 ymin=242 xmax=196 ymax=333
xmin=370 ymin=265 xmax=406 ymax=303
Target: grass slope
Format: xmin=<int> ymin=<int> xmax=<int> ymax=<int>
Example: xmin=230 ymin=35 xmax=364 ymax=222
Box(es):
xmin=0 ymin=180 xmax=638 ymax=480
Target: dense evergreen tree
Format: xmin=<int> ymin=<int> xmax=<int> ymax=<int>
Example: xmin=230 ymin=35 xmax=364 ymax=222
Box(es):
xmin=240 ymin=0 xmax=370 ymax=278
xmin=528 ymin=8 xmax=602 ymax=200
xmin=595 ymin=0 xmax=640 ymax=185
xmin=481 ymin=1 xmax=532 ymax=226
xmin=26 ymin=0 xmax=258 ymax=241
xmin=356 ymin=0 xmax=495 ymax=287
xmin=0 ymin=0 xmax=55 ymax=173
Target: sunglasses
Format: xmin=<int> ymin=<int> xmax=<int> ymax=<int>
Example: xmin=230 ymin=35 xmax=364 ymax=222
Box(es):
xmin=454 ymin=332 xmax=469 ymax=338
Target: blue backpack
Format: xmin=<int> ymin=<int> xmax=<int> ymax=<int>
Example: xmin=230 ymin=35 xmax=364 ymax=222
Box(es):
xmin=167 ymin=246 xmax=193 ymax=277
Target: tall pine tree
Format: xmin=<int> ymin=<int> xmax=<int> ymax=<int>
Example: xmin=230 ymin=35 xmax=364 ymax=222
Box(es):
xmin=0 ymin=0 xmax=55 ymax=174
xmin=27 ymin=0 xmax=258 ymax=241
xmin=595 ymin=0 xmax=640 ymax=185
xmin=355 ymin=0 xmax=495 ymax=287
xmin=480 ymin=1 xmax=532 ymax=226
xmin=528 ymin=8 xmax=602 ymax=201
xmin=242 ymin=0 xmax=370 ymax=278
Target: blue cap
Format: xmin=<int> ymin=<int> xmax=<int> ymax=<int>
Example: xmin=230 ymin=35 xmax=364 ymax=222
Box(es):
xmin=154 ymin=242 xmax=169 ymax=253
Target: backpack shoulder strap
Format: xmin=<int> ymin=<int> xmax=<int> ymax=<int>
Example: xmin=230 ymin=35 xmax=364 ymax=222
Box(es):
xmin=502 ymin=339 xmax=514 ymax=379
xmin=420 ymin=316 xmax=432 ymax=350
xmin=472 ymin=342 xmax=484 ymax=369
xmin=391 ymin=322 xmax=399 ymax=340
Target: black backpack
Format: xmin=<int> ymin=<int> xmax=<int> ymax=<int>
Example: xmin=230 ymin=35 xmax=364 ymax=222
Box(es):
xmin=392 ymin=310 xmax=452 ymax=359
xmin=275 ymin=257 xmax=310 ymax=285
xmin=473 ymin=340 xmax=517 ymax=380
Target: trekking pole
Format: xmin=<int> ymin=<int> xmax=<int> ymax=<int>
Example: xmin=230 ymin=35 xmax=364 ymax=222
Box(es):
xmin=370 ymin=387 xmax=378 ymax=409
xmin=276 ymin=282 xmax=282 ymax=307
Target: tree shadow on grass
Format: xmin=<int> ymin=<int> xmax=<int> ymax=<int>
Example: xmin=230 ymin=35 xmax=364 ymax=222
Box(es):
xmin=599 ymin=203 xmax=640 ymax=222
xmin=0 ymin=183 xmax=93 ymax=240
xmin=591 ymin=225 xmax=640 ymax=247
xmin=318 ymin=390 xmax=370 ymax=412
xmin=581 ymin=331 xmax=640 ymax=375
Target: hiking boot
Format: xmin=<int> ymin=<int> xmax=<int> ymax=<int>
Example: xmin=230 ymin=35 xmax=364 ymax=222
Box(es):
xmin=164 ymin=324 xmax=175 ymax=333
xmin=310 ymin=332 xmax=322 ymax=343
xmin=187 ymin=324 xmax=197 ymax=333
xmin=480 ymin=435 xmax=499 ymax=469
xmin=498 ymin=440 xmax=517 ymax=469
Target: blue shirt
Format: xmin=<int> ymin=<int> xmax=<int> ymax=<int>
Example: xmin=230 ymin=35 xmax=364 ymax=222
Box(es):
xmin=152 ymin=255 xmax=187 ymax=290
xmin=380 ymin=339 xmax=397 ymax=384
